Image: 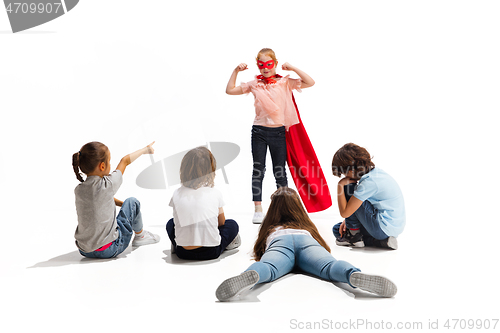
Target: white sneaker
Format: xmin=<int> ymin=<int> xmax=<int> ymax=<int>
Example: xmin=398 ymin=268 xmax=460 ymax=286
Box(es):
xmin=216 ymin=270 xmax=259 ymax=302
xmin=225 ymin=234 xmax=241 ymax=250
xmin=132 ymin=230 xmax=160 ymax=247
xmin=349 ymin=272 xmax=397 ymax=297
xmin=252 ymin=211 xmax=264 ymax=224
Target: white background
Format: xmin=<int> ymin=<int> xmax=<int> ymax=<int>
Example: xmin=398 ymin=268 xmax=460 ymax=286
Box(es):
xmin=1 ymin=1 xmax=499 ymax=332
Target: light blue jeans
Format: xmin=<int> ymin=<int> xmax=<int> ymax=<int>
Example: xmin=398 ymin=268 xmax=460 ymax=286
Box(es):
xmin=79 ymin=197 xmax=143 ymax=259
xmin=246 ymin=234 xmax=360 ymax=287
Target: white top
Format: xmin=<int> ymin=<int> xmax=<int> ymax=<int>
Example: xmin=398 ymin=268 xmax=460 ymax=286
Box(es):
xmin=265 ymin=226 xmax=312 ymax=250
xmin=169 ymin=186 xmax=224 ymax=247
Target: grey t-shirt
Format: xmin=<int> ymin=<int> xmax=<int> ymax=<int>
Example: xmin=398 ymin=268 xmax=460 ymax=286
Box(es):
xmin=74 ymin=170 xmax=123 ymax=252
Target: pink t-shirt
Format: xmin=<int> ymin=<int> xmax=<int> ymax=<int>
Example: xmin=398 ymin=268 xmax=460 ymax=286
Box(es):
xmin=241 ymin=75 xmax=302 ymax=129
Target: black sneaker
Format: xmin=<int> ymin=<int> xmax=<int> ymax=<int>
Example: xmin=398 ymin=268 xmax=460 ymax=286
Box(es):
xmin=336 ymin=229 xmax=365 ymax=247
xmin=373 ymin=236 xmax=398 ymax=250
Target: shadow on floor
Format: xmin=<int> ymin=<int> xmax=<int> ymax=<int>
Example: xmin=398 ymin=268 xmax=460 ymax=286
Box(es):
xmin=347 ymin=246 xmax=396 ymax=253
xmin=162 ymin=248 xmax=239 ymax=266
xmin=214 ymin=273 xmax=391 ymax=303
xmin=332 ymin=281 xmax=393 ymax=299
xmin=215 ymin=274 xmax=294 ymax=303
xmin=27 ymin=247 xmax=136 ymax=268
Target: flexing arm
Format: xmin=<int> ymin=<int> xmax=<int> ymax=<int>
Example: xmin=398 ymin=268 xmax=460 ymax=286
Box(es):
xmin=225 ymin=63 xmax=247 ymax=95
xmin=282 ymin=63 xmax=315 ymax=88
xmin=116 ymin=141 xmax=155 ymax=175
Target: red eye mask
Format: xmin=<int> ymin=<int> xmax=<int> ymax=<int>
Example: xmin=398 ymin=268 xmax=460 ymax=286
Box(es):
xmin=257 ymin=60 xmax=275 ymax=69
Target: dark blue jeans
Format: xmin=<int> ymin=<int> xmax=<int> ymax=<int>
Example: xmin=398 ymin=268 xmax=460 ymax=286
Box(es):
xmin=166 ymin=218 xmax=239 ymax=260
xmin=332 ymin=184 xmax=388 ymax=245
xmin=251 ymin=125 xmax=288 ymax=202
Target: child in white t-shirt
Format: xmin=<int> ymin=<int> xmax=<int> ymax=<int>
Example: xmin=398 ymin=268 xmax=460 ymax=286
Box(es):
xmin=166 ymin=147 xmax=240 ymax=260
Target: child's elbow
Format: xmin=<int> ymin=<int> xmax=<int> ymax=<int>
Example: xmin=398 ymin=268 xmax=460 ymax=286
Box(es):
xmin=121 ymin=155 xmax=131 ymax=166
xmin=226 ymin=87 xmax=243 ymax=95
xmin=340 ymin=210 xmax=351 ymax=219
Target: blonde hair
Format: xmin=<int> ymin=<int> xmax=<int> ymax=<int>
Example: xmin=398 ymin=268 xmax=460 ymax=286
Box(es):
xmin=180 ymin=147 xmax=216 ymax=189
xmin=256 ymin=48 xmax=277 ymax=64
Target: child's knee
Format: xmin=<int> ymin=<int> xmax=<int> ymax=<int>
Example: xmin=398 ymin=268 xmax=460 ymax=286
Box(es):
xmin=225 ymin=219 xmax=238 ymax=227
xmin=124 ymin=197 xmax=141 ymax=212
xmin=224 ymin=219 xmax=239 ymax=234
xmin=124 ymin=197 xmax=140 ymax=205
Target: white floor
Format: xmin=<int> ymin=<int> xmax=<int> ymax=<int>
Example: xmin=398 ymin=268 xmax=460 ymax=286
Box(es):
xmin=1 ymin=1 xmax=500 ymax=332
xmin=3 ymin=189 xmax=500 ymax=332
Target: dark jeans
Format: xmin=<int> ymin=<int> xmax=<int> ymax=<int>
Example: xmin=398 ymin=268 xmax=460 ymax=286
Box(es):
xmin=332 ymin=184 xmax=388 ymax=246
xmin=251 ymin=125 xmax=288 ymax=202
xmin=166 ymin=218 xmax=239 ymax=260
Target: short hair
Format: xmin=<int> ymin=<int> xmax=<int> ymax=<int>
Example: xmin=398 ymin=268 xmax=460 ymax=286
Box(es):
xmin=332 ymin=143 xmax=375 ymax=179
xmin=180 ymin=146 xmax=216 ymax=189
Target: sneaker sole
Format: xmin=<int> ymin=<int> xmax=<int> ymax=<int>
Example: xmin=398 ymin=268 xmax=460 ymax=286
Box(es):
xmin=350 ymin=272 xmax=397 ymax=297
xmin=225 ymin=234 xmax=241 ymax=250
xmin=336 ymin=240 xmax=365 ymax=248
xmin=216 ymin=270 xmax=259 ymax=302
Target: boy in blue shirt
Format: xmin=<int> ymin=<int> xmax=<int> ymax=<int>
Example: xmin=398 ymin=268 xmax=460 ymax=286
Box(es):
xmin=331 ymin=143 xmax=405 ymax=249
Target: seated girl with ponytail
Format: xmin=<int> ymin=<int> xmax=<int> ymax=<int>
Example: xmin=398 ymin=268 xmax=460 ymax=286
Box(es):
xmin=72 ymin=141 xmax=160 ymax=259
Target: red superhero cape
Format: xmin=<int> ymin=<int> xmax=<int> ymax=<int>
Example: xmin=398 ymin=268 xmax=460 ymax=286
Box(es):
xmin=286 ymin=94 xmax=332 ymax=213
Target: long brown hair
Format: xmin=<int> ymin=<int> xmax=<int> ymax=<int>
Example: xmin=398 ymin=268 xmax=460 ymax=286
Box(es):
xmin=253 ymin=187 xmax=331 ymax=261
xmin=72 ymin=142 xmax=109 ymax=182
xmin=180 ymin=146 xmax=216 ymax=189
xmin=331 ymin=143 xmax=375 ymax=179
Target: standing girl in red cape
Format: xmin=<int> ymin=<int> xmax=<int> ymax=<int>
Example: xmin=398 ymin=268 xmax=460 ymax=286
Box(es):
xmin=226 ymin=48 xmax=332 ymax=222
xmin=226 ymin=48 xmax=316 ymax=223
